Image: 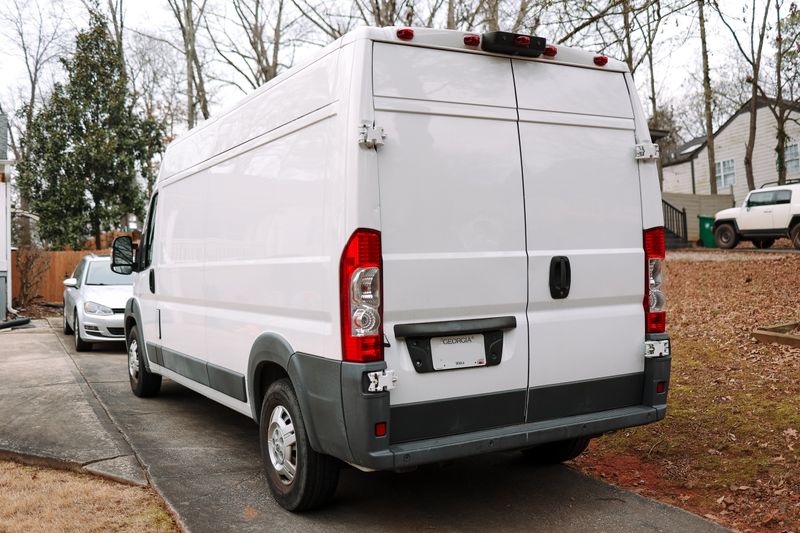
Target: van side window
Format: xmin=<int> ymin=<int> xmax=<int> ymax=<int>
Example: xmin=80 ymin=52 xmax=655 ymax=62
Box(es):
xmin=775 ymin=190 xmax=792 ymax=205
xmin=141 ymin=194 xmax=159 ymax=269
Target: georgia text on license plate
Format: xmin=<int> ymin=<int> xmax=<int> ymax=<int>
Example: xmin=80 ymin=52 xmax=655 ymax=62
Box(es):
xmin=431 ymin=334 xmax=486 ymax=371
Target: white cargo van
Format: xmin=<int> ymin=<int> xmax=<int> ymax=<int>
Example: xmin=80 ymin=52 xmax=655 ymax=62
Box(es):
xmin=111 ymin=27 xmax=672 ymax=511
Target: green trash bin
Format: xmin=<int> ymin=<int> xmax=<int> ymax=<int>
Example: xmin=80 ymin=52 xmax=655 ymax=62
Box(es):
xmin=698 ymin=215 xmax=716 ymax=248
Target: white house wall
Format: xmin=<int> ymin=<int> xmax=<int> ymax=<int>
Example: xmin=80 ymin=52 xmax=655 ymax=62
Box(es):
xmin=664 ymin=107 xmax=800 ymax=203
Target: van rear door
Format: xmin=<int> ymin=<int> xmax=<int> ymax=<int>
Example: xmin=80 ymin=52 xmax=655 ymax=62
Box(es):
xmin=373 ymin=43 xmax=529 ymax=443
xmin=512 ymin=60 xmax=646 ymax=421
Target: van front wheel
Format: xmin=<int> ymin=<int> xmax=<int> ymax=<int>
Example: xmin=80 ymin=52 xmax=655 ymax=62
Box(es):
xmin=521 ymin=436 xmax=591 ymax=464
xmin=260 ymin=379 xmax=339 ymax=511
xmin=127 ymin=325 xmax=161 ymax=397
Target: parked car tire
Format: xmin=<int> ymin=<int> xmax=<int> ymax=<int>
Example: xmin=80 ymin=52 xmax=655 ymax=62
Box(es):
xmin=63 ymin=303 xmax=73 ymax=335
xmin=521 ymin=436 xmax=591 ymax=464
xmin=753 ymin=238 xmax=775 ymax=249
xmin=791 ymin=225 xmax=800 ymax=250
xmin=73 ymin=313 xmax=92 ymax=352
xmin=714 ymin=223 xmax=739 ymax=249
xmin=260 ymin=378 xmax=339 ymax=511
xmin=127 ymin=325 xmax=162 ymax=397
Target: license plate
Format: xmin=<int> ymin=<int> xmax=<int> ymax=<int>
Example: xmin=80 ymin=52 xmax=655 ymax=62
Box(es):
xmin=431 ymin=334 xmax=486 ymax=371
xmin=644 ymin=339 xmax=670 ymax=358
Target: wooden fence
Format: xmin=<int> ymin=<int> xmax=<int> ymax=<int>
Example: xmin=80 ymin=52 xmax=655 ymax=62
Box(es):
xmin=11 ymin=250 xmax=110 ymax=305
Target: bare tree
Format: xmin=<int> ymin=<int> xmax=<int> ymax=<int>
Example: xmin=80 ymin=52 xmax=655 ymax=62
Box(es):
xmin=713 ymin=0 xmax=772 ymax=192
xmin=698 ymin=0 xmax=718 ymax=193
xmin=205 ymin=0 xmax=302 ymax=92
xmin=167 ymin=0 xmax=211 ymax=128
xmin=0 ymin=0 xmax=66 ymax=246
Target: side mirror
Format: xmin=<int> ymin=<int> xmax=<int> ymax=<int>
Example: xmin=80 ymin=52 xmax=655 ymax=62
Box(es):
xmin=111 ymin=236 xmax=137 ymax=275
xmin=63 ymin=278 xmax=78 ymax=288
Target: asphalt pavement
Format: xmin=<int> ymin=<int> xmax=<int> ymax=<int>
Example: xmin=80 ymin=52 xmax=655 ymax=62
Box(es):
xmin=0 ymin=319 xmax=729 ymax=532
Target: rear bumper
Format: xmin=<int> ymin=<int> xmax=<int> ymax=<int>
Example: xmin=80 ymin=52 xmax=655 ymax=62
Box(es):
xmin=289 ymin=349 xmax=671 ymax=472
xmin=364 ymin=404 xmax=665 ymax=470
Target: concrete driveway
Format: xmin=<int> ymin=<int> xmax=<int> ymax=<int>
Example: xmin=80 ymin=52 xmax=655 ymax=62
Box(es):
xmin=9 ymin=322 xmax=727 ymax=532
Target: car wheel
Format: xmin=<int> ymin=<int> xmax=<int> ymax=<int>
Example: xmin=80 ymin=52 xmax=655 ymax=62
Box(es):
xmin=753 ymin=238 xmax=775 ymax=249
xmin=791 ymin=225 xmax=800 ymax=250
xmin=127 ymin=325 xmax=162 ymax=397
xmin=73 ymin=313 xmax=92 ymax=352
xmin=714 ymin=223 xmax=738 ymax=249
xmin=63 ymin=302 xmax=73 ymax=335
xmin=260 ymin=378 xmax=339 ymax=511
xmin=521 ymin=436 xmax=591 ymax=464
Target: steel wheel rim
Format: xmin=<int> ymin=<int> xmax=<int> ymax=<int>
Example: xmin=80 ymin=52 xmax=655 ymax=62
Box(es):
xmin=719 ymin=230 xmax=731 ymax=244
xmin=267 ymin=405 xmax=297 ymax=485
xmin=128 ymin=339 xmax=139 ymax=379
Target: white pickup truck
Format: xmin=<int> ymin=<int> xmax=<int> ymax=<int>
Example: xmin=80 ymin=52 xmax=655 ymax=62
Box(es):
xmin=714 ymin=183 xmax=800 ymax=249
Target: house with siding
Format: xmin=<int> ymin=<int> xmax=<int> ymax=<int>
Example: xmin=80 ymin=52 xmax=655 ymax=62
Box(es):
xmin=662 ymin=98 xmax=800 ymax=204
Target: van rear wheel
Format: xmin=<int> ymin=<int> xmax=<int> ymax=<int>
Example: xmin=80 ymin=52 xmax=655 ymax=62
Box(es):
xmin=714 ymin=224 xmax=738 ymax=249
xmin=521 ymin=437 xmax=591 ymax=464
xmin=260 ymin=379 xmax=339 ymax=511
xmin=127 ymin=325 xmax=161 ymax=397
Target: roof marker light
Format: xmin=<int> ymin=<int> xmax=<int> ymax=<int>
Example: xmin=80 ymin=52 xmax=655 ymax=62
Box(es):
xmin=396 ymin=28 xmax=414 ymax=41
xmin=514 ymin=35 xmax=531 ymax=46
xmin=543 ymin=45 xmax=557 ymax=57
xmin=593 ymin=55 xmax=609 ymax=66
xmin=464 ymin=34 xmax=480 ymax=47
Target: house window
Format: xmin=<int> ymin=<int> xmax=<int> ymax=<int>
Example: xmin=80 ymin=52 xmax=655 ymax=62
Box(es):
xmin=715 ymin=159 xmax=736 ymax=189
xmin=787 ymin=143 xmax=799 ymax=175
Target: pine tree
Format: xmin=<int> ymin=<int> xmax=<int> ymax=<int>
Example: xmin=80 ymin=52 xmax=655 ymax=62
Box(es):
xmin=17 ymin=11 xmax=163 ymax=250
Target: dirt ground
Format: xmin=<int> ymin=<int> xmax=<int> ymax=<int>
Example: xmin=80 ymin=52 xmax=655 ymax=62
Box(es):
xmin=0 ymin=460 xmax=178 ymax=532
xmin=575 ymin=248 xmax=800 ymax=533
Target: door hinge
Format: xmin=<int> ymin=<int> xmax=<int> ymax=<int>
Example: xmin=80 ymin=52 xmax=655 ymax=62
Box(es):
xmin=358 ymin=122 xmax=386 ymax=149
xmin=634 ymin=143 xmax=660 ymax=161
xmin=367 ymin=369 xmax=396 ymax=392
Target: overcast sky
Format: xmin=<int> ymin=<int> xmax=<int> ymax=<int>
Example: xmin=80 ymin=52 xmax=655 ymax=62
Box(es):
xmin=0 ymin=1 xmax=775 ymax=137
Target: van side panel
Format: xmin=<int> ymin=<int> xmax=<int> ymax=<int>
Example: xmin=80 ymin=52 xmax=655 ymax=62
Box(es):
xmin=153 ymin=48 xmax=345 ymax=412
xmin=160 ymin=47 xmax=341 ymax=181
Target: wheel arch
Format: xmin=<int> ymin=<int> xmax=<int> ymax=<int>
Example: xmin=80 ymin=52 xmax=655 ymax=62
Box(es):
xmin=789 ymin=215 xmax=800 ymax=232
xmin=247 ymin=333 xmax=295 ymax=422
xmin=712 ymin=218 xmax=740 ymax=234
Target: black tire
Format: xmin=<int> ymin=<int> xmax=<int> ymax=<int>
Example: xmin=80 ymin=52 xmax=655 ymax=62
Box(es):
xmin=127 ymin=325 xmax=162 ymax=397
xmin=714 ymin=223 xmax=739 ymax=249
xmin=521 ymin=437 xmax=591 ymax=464
xmin=260 ymin=379 xmax=339 ymax=511
xmin=73 ymin=313 xmax=92 ymax=352
xmin=753 ymin=238 xmax=775 ymax=249
xmin=63 ymin=303 xmax=73 ymax=335
xmin=791 ymin=225 xmax=800 ymax=251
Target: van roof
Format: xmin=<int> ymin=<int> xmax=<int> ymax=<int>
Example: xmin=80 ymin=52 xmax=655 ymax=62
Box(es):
xmin=342 ymin=26 xmax=629 ymax=73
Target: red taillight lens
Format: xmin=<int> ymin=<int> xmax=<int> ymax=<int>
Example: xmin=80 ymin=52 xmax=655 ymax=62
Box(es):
xmin=543 ymin=45 xmax=557 ymax=57
xmin=396 ymin=28 xmax=414 ymax=41
xmin=514 ymin=35 xmax=531 ymax=46
xmin=644 ymin=227 xmax=666 ymax=334
xmin=593 ymin=55 xmax=609 ymax=66
xmin=463 ymin=34 xmax=480 ymax=46
xmin=374 ymin=422 xmax=387 ymax=437
xmin=340 ymin=229 xmax=383 ymax=362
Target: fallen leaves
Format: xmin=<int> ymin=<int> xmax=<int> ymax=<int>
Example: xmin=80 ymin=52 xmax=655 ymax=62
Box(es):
xmin=575 ymin=250 xmax=800 ymax=533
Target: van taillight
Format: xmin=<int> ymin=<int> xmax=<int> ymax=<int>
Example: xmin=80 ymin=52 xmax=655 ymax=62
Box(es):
xmin=644 ymin=227 xmax=666 ymax=333
xmin=340 ymin=229 xmax=383 ymax=362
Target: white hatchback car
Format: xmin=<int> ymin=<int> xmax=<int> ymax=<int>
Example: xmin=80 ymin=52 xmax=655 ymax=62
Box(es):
xmin=63 ymin=254 xmax=134 ymax=351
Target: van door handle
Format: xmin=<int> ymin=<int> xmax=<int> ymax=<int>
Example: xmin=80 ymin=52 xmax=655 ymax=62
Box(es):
xmin=149 ymin=269 xmax=156 ymax=294
xmin=549 ymin=256 xmax=571 ymax=299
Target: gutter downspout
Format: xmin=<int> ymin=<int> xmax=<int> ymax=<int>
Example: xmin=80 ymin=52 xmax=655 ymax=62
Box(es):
xmin=690 ymin=159 xmax=696 ymax=194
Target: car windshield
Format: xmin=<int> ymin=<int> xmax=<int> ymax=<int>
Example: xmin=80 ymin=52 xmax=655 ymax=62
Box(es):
xmin=85 ymin=261 xmax=134 ymax=286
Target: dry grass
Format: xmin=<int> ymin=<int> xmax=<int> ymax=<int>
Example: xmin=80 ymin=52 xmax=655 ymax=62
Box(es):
xmin=0 ymin=461 xmax=178 ymax=533
xmin=575 ymin=249 xmax=800 ymax=533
